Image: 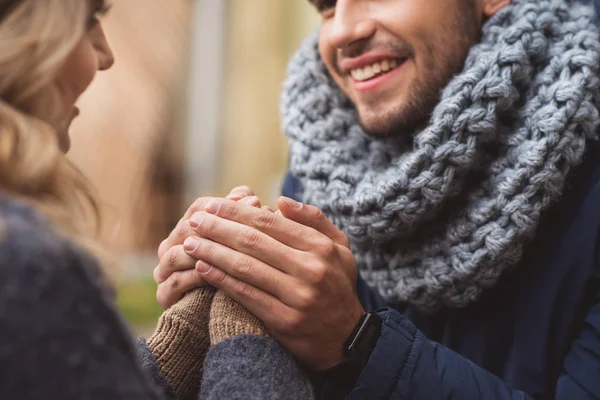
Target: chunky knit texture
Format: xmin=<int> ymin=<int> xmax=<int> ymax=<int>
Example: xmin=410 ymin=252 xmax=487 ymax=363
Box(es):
xmin=147 ymin=287 xmax=216 ymax=400
xmin=283 ymin=0 xmax=600 ymax=310
xmin=209 ymin=291 xmax=269 ymax=345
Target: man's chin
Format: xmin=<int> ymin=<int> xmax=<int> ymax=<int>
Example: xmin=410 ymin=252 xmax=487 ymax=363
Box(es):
xmin=358 ymin=112 xmax=412 ymax=138
xmin=357 ymin=101 xmax=431 ymax=138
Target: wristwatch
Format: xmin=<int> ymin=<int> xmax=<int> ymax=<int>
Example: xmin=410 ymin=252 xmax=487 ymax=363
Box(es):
xmin=320 ymin=312 xmax=383 ymax=400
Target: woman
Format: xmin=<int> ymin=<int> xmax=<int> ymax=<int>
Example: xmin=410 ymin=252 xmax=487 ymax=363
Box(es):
xmin=0 ymin=0 xmax=313 ymax=399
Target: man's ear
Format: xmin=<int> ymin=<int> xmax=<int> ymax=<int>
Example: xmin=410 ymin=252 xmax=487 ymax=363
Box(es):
xmin=482 ymin=0 xmax=510 ymax=17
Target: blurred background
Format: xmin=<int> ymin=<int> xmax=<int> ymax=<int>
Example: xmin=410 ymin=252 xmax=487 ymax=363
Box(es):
xmin=69 ymin=0 xmax=319 ymax=334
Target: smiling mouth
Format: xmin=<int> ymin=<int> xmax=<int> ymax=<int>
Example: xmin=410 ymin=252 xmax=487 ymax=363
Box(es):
xmin=349 ymin=58 xmax=406 ymax=82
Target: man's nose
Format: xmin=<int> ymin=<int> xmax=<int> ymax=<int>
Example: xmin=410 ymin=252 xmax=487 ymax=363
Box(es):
xmin=328 ymin=0 xmax=376 ymax=50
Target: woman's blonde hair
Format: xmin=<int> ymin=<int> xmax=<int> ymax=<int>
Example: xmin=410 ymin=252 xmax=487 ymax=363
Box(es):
xmin=0 ymin=0 xmax=107 ymax=263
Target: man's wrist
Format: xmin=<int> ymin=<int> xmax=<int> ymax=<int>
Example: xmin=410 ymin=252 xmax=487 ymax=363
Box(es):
xmin=320 ymin=311 xmax=383 ymax=399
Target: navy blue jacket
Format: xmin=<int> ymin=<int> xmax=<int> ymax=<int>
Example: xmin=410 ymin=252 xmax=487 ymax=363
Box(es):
xmin=282 ymin=139 xmax=600 ymax=399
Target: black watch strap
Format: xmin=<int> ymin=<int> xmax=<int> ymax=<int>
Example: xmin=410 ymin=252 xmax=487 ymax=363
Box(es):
xmin=320 ymin=312 xmax=383 ymax=400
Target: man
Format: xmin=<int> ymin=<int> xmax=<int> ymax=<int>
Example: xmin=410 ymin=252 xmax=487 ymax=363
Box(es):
xmin=154 ymin=0 xmax=600 ymax=398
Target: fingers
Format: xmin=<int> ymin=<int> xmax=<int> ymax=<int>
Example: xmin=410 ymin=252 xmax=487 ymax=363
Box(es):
xmin=158 ymin=218 xmax=198 ymax=259
xmin=154 ymin=245 xmax=199 ymax=284
xmin=239 ymin=196 xmax=262 ymax=208
xmin=186 ymin=235 xmax=294 ymax=302
xmin=156 ymin=269 xmax=210 ymax=309
xmin=199 ymin=199 xmax=331 ymax=252
xmin=158 ymin=189 xmax=263 ymax=259
xmin=182 ymin=196 xmax=218 ymax=221
xmin=278 ymin=197 xmax=350 ymax=248
xmin=226 ymin=185 xmax=256 ymax=200
xmin=186 ymin=210 xmax=310 ymax=275
xmin=199 ymin=263 xmax=293 ymax=329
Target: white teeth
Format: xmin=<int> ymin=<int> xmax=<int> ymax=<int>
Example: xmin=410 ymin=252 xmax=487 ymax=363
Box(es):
xmin=350 ymin=59 xmax=402 ymax=82
xmin=354 ymin=69 xmax=365 ymax=81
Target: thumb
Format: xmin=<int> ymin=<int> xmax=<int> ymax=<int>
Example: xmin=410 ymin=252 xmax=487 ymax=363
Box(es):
xmin=277 ymin=196 xmax=350 ymax=248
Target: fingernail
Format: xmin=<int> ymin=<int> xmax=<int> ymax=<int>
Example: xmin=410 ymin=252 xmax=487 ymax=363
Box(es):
xmin=205 ymin=199 xmax=222 ymax=214
xmin=282 ymin=196 xmax=303 ymax=209
xmin=196 ymin=260 xmax=213 ymax=274
xmin=189 ymin=213 xmax=205 ymax=229
xmin=183 ymin=237 xmax=200 ymax=252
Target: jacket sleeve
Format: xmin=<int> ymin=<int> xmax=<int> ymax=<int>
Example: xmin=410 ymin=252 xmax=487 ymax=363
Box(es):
xmin=200 ymin=335 xmax=315 ymax=400
xmin=348 ymin=305 xmax=600 ymax=400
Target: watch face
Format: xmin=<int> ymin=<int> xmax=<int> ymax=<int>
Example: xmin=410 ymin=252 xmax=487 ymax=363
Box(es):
xmin=346 ymin=312 xmax=382 ymax=355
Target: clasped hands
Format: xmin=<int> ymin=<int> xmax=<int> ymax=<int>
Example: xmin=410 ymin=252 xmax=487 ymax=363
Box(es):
xmin=153 ymin=186 xmax=365 ymax=371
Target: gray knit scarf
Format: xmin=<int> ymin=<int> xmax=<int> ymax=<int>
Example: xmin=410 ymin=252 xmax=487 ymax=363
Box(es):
xmin=282 ymin=0 xmax=600 ymax=311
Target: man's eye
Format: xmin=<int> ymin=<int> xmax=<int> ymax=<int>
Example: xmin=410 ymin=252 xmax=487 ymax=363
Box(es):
xmin=312 ymin=0 xmax=336 ymax=12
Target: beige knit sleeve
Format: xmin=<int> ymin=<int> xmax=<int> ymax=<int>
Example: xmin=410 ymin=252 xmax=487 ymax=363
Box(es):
xmin=209 ymin=290 xmax=269 ymax=345
xmin=147 ymin=286 xmax=215 ymax=400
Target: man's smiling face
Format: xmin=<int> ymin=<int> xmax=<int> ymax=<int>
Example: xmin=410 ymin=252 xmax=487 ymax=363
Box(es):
xmin=311 ymin=0 xmax=509 ymax=136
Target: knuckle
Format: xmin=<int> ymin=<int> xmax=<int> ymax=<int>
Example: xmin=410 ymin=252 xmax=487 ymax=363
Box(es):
xmin=165 ymin=247 xmax=180 ymax=269
xmin=190 ymin=239 xmax=213 ymax=263
xmin=316 ymin=239 xmax=337 ymax=258
xmin=167 ymin=273 xmax=180 ymax=290
xmin=200 ymin=240 xmax=215 ymax=260
xmin=308 ymin=205 xmax=325 ymax=220
xmin=212 ymin=268 xmax=228 ymax=287
xmin=307 ymin=260 xmax=328 ymax=284
xmin=282 ymin=312 xmax=304 ymax=332
xmin=252 ymin=210 xmax=276 ymax=230
xmin=235 ymin=281 xmax=255 ymax=298
xmin=199 ymin=215 xmax=218 ymax=236
xmin=295 ymin=287 xmax=316 ymax=310
xmin=239 ymin=229 xmax=262 ymax=249
xmin=233 ymin=257 xmax=254 ymax=279
xmin=225 ymin=201 xmax=241 ymax=218
xmin=260 ymin=294 xmax=274 ymax=311
xmin=177 ymin=220 xmax=191 ymax=237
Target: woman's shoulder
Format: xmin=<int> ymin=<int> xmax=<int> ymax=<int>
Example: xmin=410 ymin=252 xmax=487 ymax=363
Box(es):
xmin=0 ymin=194 xmax=86 ymax=265
xmin=0 ymin=194 xmax=110 ymax=307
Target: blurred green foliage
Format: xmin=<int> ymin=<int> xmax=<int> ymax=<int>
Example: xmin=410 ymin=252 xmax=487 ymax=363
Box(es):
xmin=116 ymin=277 xmax=162 ymax=329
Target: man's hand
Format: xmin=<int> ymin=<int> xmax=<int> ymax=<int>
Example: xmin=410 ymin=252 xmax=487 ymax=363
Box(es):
xmin=154 ymin=186 xmax=264 ymax=309
xmin=182 ymin=196 xmax=365 ymax=371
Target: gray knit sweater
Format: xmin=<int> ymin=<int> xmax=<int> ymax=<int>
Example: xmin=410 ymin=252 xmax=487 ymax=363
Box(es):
xmin=0 ymin=196 xmax=313 ymax=400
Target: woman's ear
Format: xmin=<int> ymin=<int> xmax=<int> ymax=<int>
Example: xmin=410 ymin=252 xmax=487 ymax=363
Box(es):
xmin=482 ymin=0 xmax=510 ymax=17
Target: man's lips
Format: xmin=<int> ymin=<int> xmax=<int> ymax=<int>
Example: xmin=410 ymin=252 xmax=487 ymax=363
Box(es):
xmin=338 ymin=51 xmax=408 ymax=91
xmin=351 ymin=60 xmax=406 ymax=93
